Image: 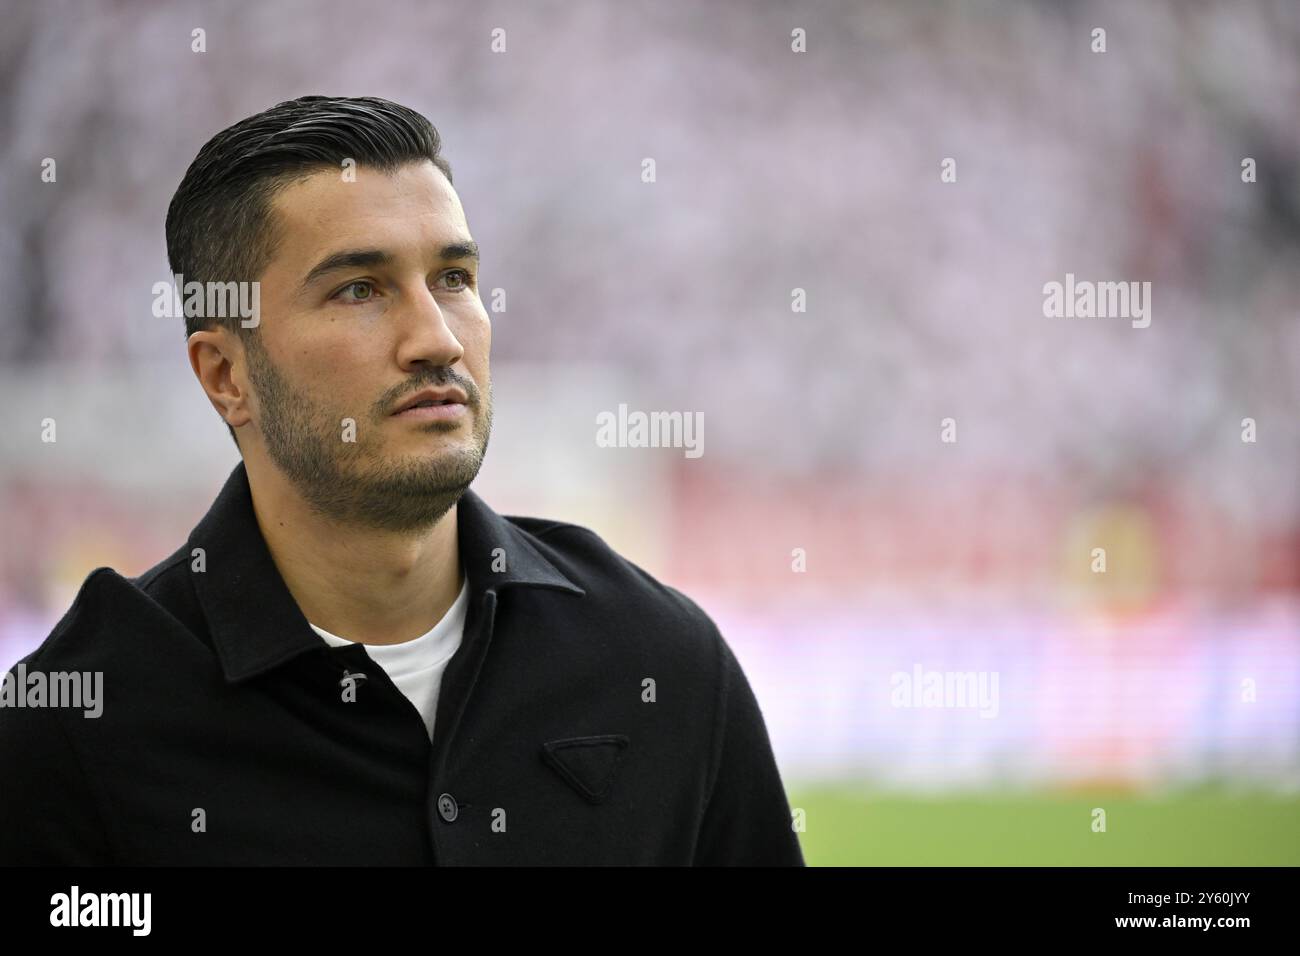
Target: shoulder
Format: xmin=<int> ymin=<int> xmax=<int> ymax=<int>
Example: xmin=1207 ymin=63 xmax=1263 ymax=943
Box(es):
xmin=497 ymin=513 xmax=730 ymax=688
xmin=0 ymin=566 xmax=135 ymax=863
xmin=8 ymin=566 xmax=120 ymax=675
xmin=6 ymin=545 xmax=199 ymax=677
xmin=503 ymin=513 xmax=723 ymax=640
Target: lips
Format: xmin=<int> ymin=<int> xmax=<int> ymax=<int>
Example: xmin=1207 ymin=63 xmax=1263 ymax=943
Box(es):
xmin=392 ymin=387 xmax=469 ymax=415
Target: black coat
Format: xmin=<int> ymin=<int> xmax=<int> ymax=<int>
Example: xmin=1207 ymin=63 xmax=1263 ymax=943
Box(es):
xmin=0 ymin=462 xmax=804 ymax=865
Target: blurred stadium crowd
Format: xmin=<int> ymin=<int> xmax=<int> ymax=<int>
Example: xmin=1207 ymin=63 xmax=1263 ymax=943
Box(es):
xmin=0 ymin=0 xmax=1297 ymax=791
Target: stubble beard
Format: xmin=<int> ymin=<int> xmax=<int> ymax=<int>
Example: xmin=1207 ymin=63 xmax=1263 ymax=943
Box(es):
xmin=243 ymin=334 xmax=492 ymax=535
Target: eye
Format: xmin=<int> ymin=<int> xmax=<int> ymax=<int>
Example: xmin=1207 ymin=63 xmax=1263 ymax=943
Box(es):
xmin=332 ymin=280 xmax=378 ymax=303
xmin=440 ymin=269 xmax=474 ymax=292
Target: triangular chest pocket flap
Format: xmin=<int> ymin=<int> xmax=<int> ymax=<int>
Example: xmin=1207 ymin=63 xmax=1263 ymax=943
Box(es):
xmin=541 ymin=734 xmax=630 ymax=804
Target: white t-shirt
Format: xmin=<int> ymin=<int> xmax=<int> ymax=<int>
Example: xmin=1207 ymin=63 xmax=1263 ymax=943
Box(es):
xmin=309 ymin=576 xmax=470 ymax=742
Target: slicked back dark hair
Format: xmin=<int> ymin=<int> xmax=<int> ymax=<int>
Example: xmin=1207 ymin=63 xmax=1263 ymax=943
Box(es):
xmin=165 ymin=94 xmax=453 ymax=445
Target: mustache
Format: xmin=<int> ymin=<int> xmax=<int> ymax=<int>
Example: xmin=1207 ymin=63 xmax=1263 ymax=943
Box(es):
xmin=380 ymin=369 xmax=480 ymax=412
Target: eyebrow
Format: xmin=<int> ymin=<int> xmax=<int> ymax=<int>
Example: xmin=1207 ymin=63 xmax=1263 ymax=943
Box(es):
xmin=300 ymin=240 xmax=480 ymax=290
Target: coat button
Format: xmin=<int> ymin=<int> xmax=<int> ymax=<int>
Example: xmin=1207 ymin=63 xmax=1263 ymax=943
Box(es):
xmin=437 ymin=793 xmax=458 ymax=822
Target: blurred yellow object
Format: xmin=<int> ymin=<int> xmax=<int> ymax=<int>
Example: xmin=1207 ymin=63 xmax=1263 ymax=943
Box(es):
xmin=1064 ymin=503 xmax=1159 ymax=612
xmin=46 ymin=534 xmax=129 ymax=615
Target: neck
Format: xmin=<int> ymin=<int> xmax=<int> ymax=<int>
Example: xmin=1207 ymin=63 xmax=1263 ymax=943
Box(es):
xmin=244 ymin=454 xmax=463 ymax=646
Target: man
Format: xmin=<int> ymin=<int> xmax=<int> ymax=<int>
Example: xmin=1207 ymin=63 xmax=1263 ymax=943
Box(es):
xmin=0 ymin=95 xmax=804 ymax=865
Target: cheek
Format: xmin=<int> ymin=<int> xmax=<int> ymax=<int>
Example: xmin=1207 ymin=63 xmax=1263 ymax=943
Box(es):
xmin=460 ymin=311 xmax=491 ymax=372
xmin=463 ymin=302 xmax=490 ymax=338
xmin=305 ymin=352 xmax=355 ymax=394
xmin=298 ymin=339 xmax=382 ymax=404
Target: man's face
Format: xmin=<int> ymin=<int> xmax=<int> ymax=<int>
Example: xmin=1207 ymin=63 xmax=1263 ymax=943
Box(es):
xmin=239 ymin=160 xmax=492 ymax=533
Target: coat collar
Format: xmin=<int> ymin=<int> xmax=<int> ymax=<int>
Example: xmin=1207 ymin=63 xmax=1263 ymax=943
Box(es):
xmin=187 ymin=460 xmax=583 ymax=683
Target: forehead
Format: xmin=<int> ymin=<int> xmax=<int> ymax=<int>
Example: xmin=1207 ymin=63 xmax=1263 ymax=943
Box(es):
xmin=267 ymin=160 xmax=468 ymax=257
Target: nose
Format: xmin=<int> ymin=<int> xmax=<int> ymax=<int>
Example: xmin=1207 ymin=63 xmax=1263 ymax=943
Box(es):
xmin=393 ymin=283 xmax=465 ymax=372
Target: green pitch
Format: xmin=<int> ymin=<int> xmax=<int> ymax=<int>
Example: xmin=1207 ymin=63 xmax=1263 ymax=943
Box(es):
xmin=787 ymin=784 xmax=1300 ymax=866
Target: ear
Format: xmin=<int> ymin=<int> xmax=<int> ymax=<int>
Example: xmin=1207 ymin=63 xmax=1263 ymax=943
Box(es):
xmin=188 ymin=328 xmax=253 ymax=429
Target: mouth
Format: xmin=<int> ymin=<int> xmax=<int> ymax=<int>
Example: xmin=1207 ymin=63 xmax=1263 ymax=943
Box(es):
xmin=391 ymin=387 xmax=470 ymax=421
xmin=392 ymin=400 xmax=467 ymax=421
